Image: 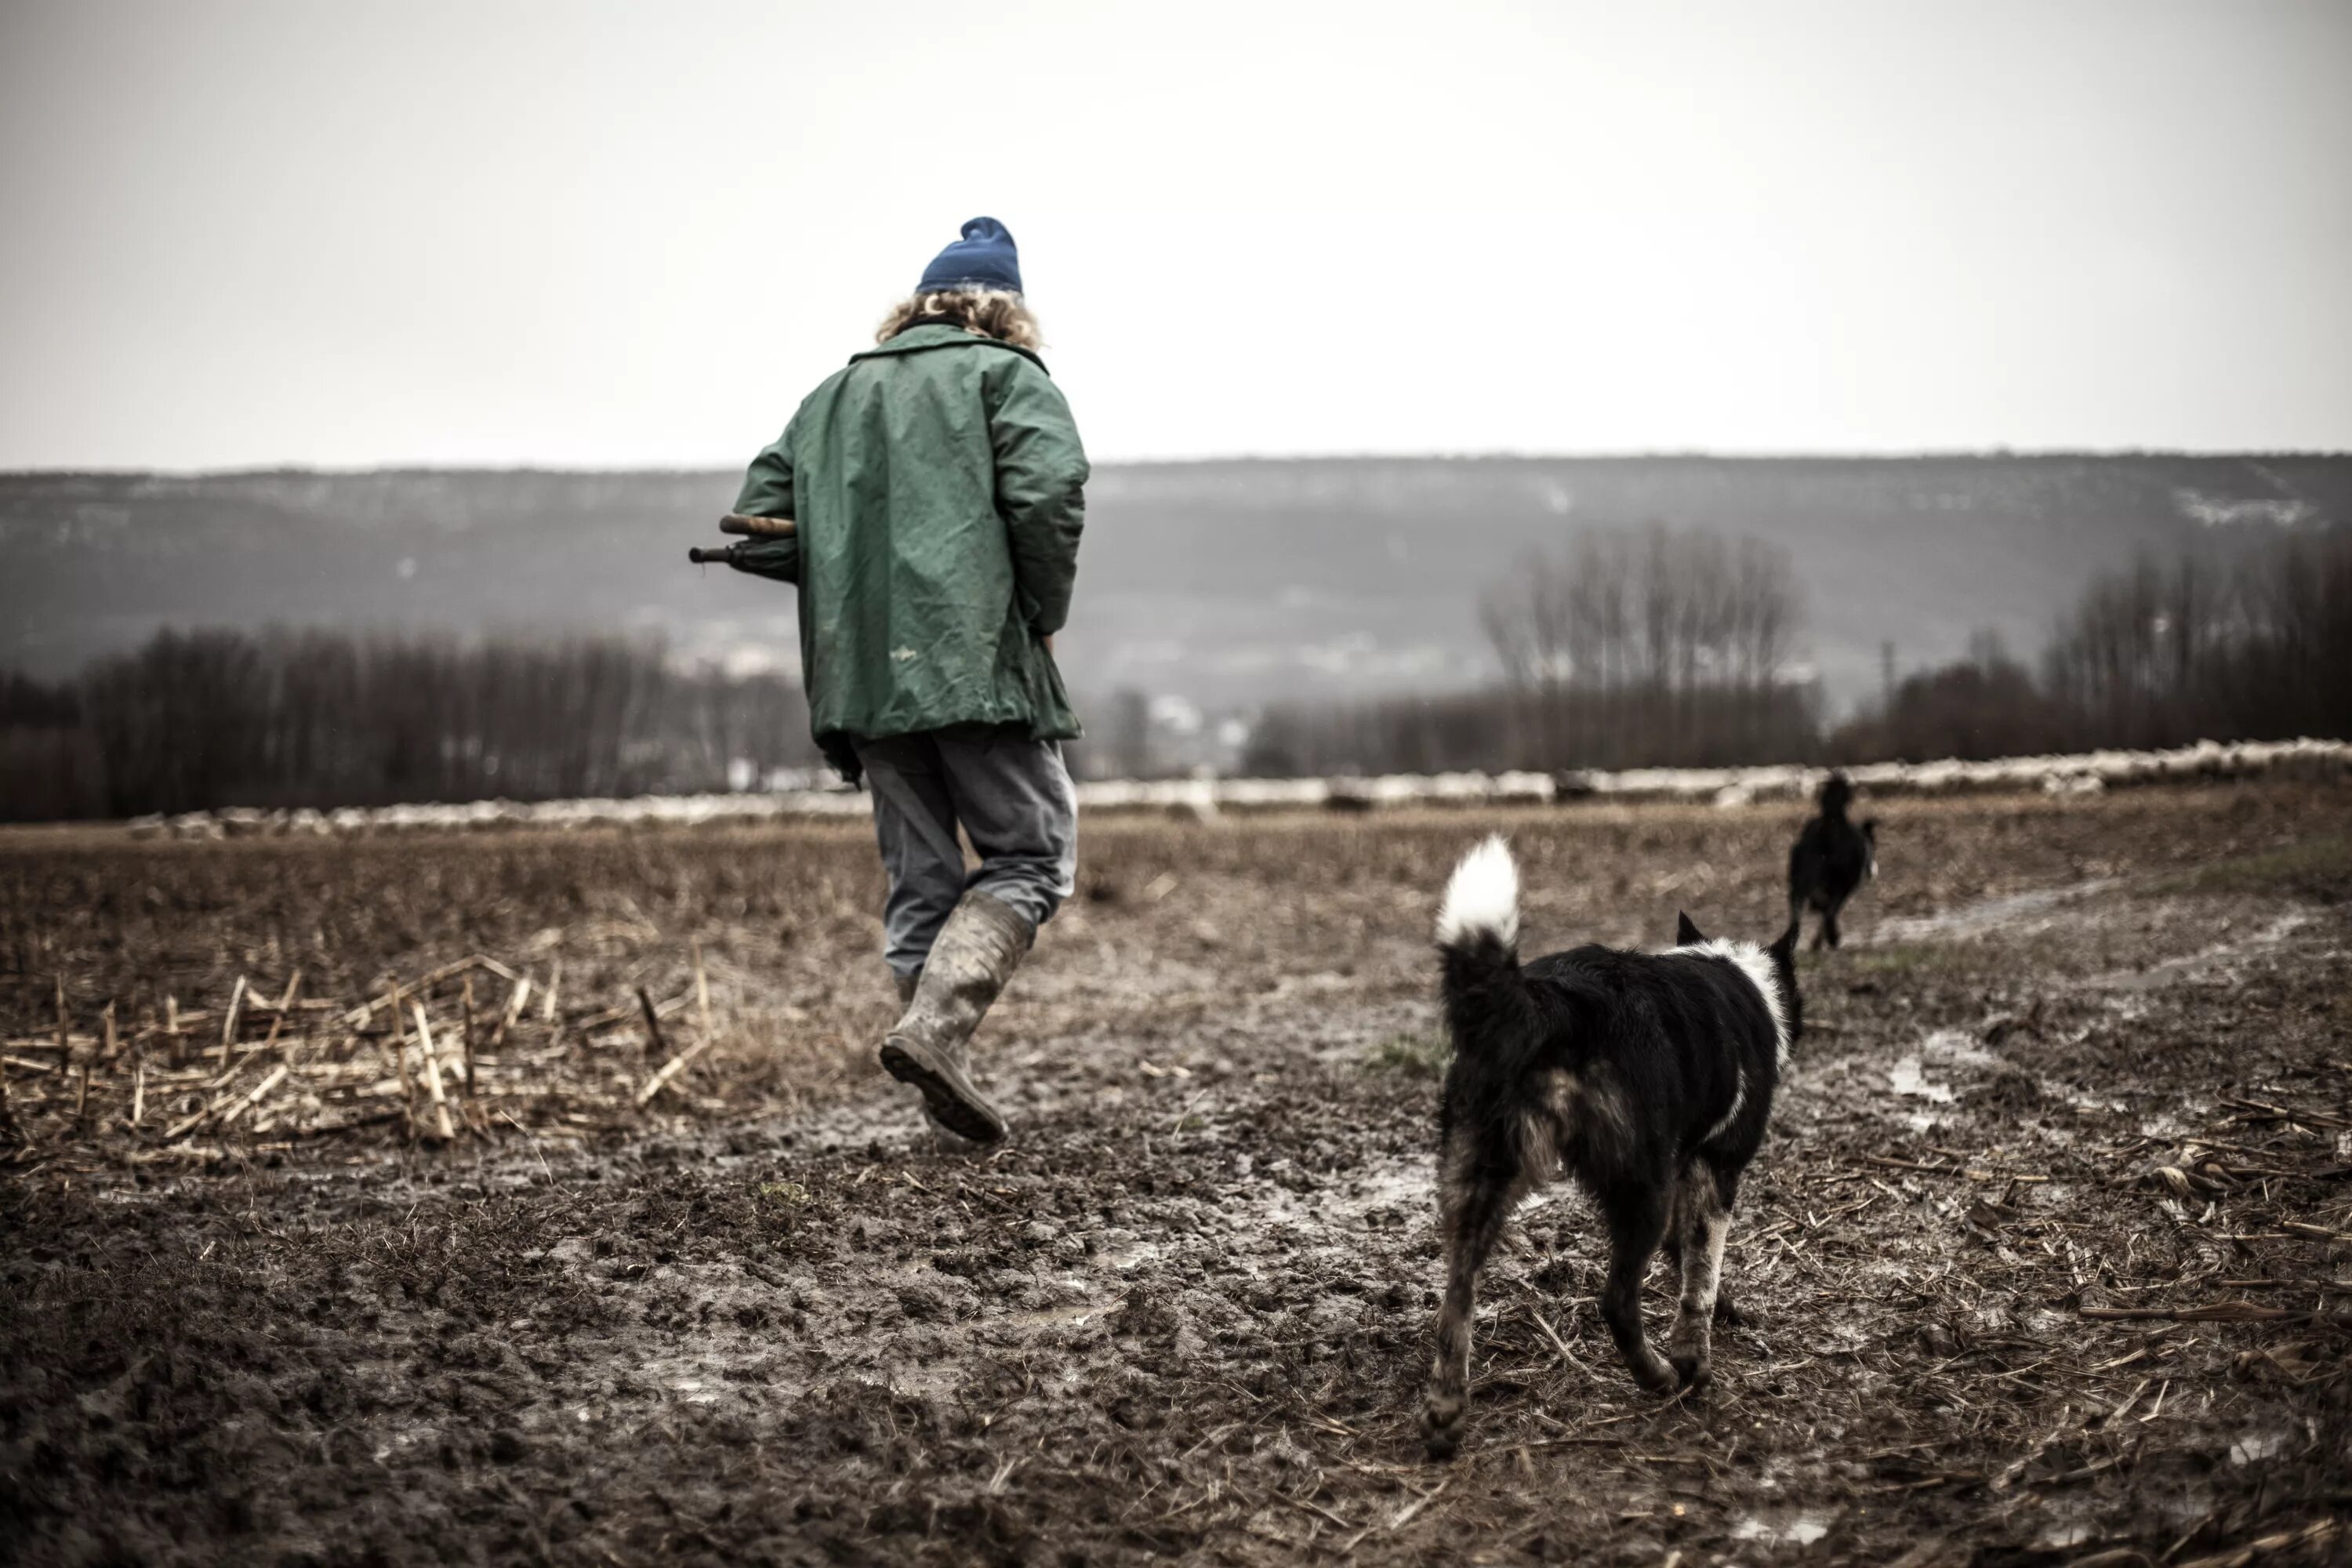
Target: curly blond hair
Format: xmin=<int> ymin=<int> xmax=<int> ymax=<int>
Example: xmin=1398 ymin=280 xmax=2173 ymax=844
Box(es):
xmin=877 ymin=289 xmax=1043 ymax=350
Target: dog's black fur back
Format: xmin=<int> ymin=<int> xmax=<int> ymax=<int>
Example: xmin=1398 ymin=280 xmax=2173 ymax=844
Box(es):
xmin=1438 ymin=938 xmax=1788 ymax=1178
xmin=1424 ymin=837 xmax=1798 ymax=1458
xmin=1787 ymin=772 xmax=1877 ymax=949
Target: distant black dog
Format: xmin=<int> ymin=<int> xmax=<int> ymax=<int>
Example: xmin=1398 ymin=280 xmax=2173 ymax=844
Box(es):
xmin=1422 ymin=837 xmax=1799 ymax=1458
xmin=1787 ymin=773 xmax=1877 ymax=949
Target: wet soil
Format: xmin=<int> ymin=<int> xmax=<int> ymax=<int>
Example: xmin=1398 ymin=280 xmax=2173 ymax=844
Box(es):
xmin=4 ymin=786 xmax=2350 ymax=1566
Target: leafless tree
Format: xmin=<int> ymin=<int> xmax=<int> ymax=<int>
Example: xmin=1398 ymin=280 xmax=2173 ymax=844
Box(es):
xmin=1 ymin=628 xmax=822 ymax=819
xmin=1475 ymin=522 xmax=1816 ymax=769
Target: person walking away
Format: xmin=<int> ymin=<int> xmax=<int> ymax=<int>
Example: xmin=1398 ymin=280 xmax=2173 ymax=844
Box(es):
xmin=728 ymin=216 xmax=1088 ymax=1145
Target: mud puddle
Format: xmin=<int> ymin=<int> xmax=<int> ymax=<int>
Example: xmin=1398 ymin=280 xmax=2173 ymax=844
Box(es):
xmin=1869 ymin=877 xmax=2121 ymax=943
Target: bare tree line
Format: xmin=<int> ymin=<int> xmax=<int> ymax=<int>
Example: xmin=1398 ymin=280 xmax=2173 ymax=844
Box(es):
xmin=1823 ymin=630 xmax=2069 ymax=764
xmin=1250 ymin=524 xmax=2349 ymax=778
xmin=1831 ymin=531 xmax=2352 ymax=762
xmin=1251 ymin=523 xmax=1819 ymax=775
xmin=2038 ymin=530 xmax=2351 ymax=749
xmin=1477 ymin=523 xmax=1815 ymax=768
xmin=1 ymin=629 xmax=819 ymax=820
xmin=5 ymin=529 xmax=2344 ymax=817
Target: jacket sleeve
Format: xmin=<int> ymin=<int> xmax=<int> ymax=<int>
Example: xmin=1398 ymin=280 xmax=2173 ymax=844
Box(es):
xmin=733 ymin=415 xmax=797 ymax=520
xmin=985 ymin=355 xmax=1090 ymax=636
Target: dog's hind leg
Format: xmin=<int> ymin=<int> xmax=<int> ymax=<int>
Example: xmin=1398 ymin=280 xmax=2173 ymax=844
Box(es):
xmin=1423 ymin=1142 xmax=1520 ymax=1459
xmin=1668 ymin=1163 xmax=1734 ymax=1389
xmin=1596 ymin=1175 xmax=1678 ymax=1394
xmin=1821 ymin=894 xmax=1846 ymax=951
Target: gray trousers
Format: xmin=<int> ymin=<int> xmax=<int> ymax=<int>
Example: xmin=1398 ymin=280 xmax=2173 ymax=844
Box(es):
xmin=854 ymin=724 xmax=1078 ymax=981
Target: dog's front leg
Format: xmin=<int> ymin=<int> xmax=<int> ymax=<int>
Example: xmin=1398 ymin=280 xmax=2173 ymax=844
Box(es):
xmin=1599 ymin=1177 xmax=1678 ymax=1394
xmin=1423 ymin=1140 xmax=1516 ymax=1460
xmin=1664 ymin=1184 xmax=1744 ymax=1327
xmin=1668 ymin=1164 xmax=1733 ymax=1389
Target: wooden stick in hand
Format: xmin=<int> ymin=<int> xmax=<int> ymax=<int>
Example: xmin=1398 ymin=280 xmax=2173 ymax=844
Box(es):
xmin=720 ymin=514 xmax=797 ymax=537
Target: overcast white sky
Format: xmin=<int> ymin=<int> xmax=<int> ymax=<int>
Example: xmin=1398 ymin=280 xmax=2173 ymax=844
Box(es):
xmin=2 ymin=0 xmax=2347 ymax=470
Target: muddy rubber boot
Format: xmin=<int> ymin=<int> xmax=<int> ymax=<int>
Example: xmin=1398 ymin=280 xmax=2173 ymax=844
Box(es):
xmin=878 ymin=891 xmax=1030 ymax=1143
xmin=891 ymin=967 xmax=920 ymax=1007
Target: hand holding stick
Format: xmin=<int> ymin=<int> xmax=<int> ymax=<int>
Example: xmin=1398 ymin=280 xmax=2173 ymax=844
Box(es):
xmin=690 ymin=515 xmax=796 ymax=564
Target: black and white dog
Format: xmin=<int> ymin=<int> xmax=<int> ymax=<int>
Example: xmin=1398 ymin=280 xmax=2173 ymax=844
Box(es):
xmin=1422 ymin=837 xmax=1799 ymax=1459
xmin=1787 ymin=772 xmax=1877 ymax=950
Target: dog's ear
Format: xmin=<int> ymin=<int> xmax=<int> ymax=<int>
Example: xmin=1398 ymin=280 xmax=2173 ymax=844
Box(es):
xmin=1675 ymin=910 xmax=1705 ymax=946
xmin=1770 ymin=922 xmax=1805 ymax=1044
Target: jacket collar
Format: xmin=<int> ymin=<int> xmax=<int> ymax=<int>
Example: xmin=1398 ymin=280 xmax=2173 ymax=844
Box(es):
xmin=850 ymin=322 xmax=1048 ymax=372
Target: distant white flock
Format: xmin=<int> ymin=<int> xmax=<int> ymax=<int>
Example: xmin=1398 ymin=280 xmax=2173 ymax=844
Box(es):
xmin=125 ymin=737 xmax=2350 ymax=840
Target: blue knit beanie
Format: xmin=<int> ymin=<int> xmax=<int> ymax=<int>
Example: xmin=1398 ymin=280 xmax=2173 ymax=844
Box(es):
xmin=916 ymin=216 xmax=1023 ymax=296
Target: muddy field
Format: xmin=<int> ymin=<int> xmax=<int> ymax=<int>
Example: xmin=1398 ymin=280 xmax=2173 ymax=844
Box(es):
xmin=4 ymin=786 xmax=2350 ymax=1566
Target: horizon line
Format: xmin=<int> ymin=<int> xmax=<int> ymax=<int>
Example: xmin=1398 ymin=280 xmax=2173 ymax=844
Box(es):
xmin=4 ymin=445 xmax=2350 ymax=481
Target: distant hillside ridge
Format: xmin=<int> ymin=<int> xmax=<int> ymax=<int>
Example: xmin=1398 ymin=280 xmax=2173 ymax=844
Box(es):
xmin=5 ymin=453 xmax=2345 ymax=709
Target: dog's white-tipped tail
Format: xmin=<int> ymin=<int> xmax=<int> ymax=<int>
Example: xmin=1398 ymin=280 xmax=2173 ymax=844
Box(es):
xmin=1437 ymin=834 xmax=1520 ymax=951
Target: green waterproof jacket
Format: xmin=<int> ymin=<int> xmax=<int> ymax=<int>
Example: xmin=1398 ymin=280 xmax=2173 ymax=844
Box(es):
xmin=731 ymin=323 xmax=1089 ymax=779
